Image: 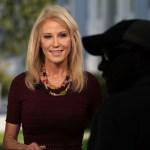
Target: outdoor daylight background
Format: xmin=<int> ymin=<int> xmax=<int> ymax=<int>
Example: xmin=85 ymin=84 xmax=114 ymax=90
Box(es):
xmin=0 ymin=0 xmax=150 ymax=149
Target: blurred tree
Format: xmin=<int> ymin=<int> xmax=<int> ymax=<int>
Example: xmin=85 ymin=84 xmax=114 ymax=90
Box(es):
xmin=0 ymin=68 xmax=12 ymax=97
xmin=0 ymin=0 xmax=56 ymax=56
xmin=0 ymin=0 xmax=56 ymax=97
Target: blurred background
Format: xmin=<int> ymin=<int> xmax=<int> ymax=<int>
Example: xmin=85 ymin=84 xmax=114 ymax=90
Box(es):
xmin=0 ymin=0 xmax=149 ymax=148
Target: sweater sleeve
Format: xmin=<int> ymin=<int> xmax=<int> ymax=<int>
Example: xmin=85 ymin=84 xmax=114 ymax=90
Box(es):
xmin=6 ymin=73 xmax=25 ymax=124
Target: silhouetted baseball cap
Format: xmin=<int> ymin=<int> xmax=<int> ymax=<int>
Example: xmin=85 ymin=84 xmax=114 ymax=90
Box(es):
xmin=82 ymin=19 xmax=150 ymax=55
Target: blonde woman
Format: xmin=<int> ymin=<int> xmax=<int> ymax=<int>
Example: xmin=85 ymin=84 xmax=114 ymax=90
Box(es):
xmin=3 ymin=5 xmax=103 ymax=150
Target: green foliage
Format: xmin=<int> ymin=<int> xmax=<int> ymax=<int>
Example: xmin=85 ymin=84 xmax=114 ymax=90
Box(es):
xmin=0 ymin=0 xmax=56 ymax=56
xmin=0 ymin=132 xmax=4 ymax=149
xmin=0 ymin=0 xmax=56 ymax=96
xmin=82 ymin=139 xmax=88 ymax=150
xmin=0 ymin=69 xmax=12 ymax=97
xmin=0 ymin=132 xmax=4 ymax=144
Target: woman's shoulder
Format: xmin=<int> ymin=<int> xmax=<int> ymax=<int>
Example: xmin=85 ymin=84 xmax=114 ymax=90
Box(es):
xmin=11 ymin=71 xmax=27 ymax=85
xmin=84 ymin=71 xmax=99 ymax=84
xmin=13 ymin=71 xmax=26 ymax=80
xmin=83 ymin=71 xmax=103 ymax=102
xmin=84 ymin=71 xmax=103 ymax=91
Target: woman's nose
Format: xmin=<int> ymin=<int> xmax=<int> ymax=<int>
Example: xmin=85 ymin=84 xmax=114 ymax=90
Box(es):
xmin=52 ymin=38 xmax=60 ymax=48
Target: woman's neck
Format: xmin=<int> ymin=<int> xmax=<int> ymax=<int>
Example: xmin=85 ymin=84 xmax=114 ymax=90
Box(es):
xmin=44 ymin=63 xmax=69 ymax=87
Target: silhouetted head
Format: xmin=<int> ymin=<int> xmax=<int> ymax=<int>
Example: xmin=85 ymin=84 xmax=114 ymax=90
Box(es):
xmin=82 ymin=19 xmax=150 ymax=94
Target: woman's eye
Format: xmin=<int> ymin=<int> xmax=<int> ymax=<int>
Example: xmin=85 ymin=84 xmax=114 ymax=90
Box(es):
xmin=44 ymin=35 xmax=52 ymax=39
xmin=59 ymin=33 xmax=67 ymax=38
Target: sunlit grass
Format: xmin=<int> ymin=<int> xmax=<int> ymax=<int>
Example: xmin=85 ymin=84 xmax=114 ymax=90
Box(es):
xmin=0 ymin=132 xmax=4 ymax=150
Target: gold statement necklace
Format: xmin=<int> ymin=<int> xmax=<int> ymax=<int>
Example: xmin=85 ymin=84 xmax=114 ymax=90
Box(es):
xmin=40 ymin=65 xmax=71 ymax=96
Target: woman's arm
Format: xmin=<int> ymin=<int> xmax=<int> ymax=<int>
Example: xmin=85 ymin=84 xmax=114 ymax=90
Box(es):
xmin=2 ymin=123 xmax=29 ymax=149
xmin=3 ymin=123 xmax=23 ymax=149
xmin=3 ymin=123 xmax=46 ymax=150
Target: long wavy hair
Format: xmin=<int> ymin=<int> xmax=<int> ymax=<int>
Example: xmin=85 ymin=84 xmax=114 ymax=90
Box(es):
xmin=25 ymin=5 xmax=87 ymax=93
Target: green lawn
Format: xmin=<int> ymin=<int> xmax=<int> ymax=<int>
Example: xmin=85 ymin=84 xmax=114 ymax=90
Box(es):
xmin=82 ymin=139 xmax=88 ymax=150
xmin=0 ymin=132 xmax=4 ymax=150
xmin=0 ymin=131 xmax=88 ymax=150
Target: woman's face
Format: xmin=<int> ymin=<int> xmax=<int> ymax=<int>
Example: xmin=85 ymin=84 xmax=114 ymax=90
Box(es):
xmin=40 ymin=19 xmax=71 ymax=65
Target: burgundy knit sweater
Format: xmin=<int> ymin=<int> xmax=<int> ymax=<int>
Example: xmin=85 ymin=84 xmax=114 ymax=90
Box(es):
xmin=6 ymin=71 xmax=103 ymax=150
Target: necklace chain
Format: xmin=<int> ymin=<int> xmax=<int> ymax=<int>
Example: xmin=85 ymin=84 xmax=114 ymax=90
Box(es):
xmin=40 ymin=65 xmax=70 ymax=96
xmin=49 ymin=83 xmax=70 ymax=96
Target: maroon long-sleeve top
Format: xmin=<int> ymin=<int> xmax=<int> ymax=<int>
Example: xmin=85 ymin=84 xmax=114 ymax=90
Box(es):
xmin=6 ymin=71 xmax=103 ymax=150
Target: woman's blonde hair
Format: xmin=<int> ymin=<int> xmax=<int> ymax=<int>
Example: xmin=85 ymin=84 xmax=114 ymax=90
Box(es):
xmin=25 ymin=5 xmax=87 ymax=93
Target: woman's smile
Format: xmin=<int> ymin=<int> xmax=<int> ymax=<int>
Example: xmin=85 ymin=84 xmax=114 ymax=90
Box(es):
xmin=49 ymin=50 xmax=63 ymax=55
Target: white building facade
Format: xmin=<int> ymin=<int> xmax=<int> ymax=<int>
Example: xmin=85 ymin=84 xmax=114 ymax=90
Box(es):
xmin=57 ymin=0 xmax=150 ymax=73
